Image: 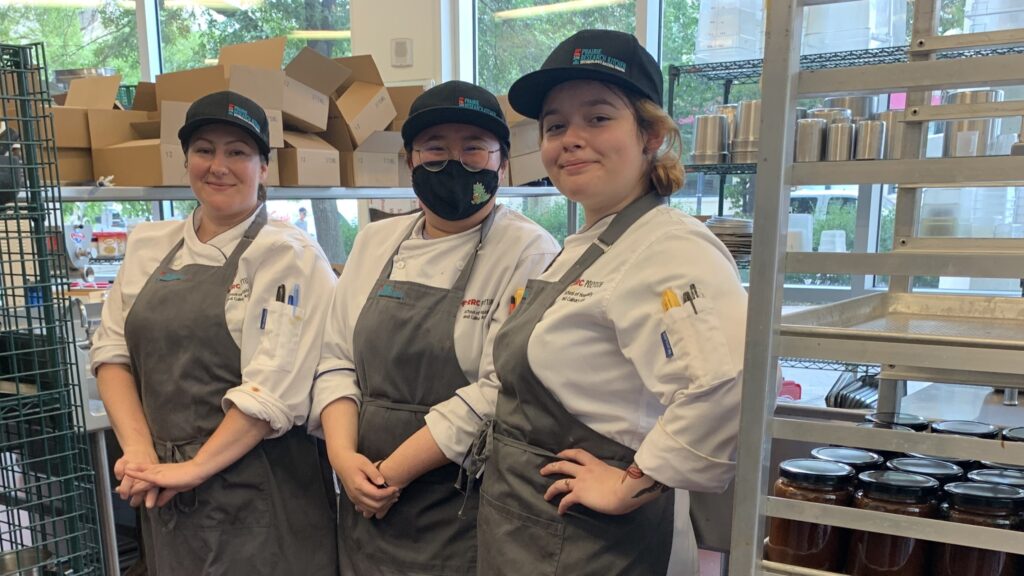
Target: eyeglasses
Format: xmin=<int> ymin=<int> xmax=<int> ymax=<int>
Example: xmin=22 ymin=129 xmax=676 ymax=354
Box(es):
xmin=413 ymin=145 xmax=501 ymax=173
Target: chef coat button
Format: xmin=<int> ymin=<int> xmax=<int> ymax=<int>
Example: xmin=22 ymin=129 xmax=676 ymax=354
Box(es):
xmin=395 ymin=261 xmax=406 ymax=270
xmin=456 ymin=261 xmax=464 ymax=270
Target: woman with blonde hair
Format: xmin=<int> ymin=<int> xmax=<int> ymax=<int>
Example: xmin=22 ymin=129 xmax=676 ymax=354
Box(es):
xmin=476 ymin=29 xmax=747 ymax=575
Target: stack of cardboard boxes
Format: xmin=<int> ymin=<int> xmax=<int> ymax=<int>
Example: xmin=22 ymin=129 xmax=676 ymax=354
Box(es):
xmin=50 ymin=37 xmax=429 ymax=188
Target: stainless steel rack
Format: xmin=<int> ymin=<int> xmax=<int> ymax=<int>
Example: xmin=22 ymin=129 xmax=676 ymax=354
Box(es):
xmin=727 ymin=0 xmax=1024 ymax=573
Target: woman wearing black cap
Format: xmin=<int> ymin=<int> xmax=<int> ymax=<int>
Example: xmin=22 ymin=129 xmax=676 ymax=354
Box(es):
xmin=477 ymin=30 xmax=747 ymax=574
xmin=311 ymin=80 xmax=559 ymax=575
xmin=91 ymin=91 xmax=338 ymax=574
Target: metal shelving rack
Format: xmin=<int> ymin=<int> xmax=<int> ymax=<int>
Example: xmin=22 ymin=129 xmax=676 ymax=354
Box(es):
xmin=728 ymin=0 xmax=1024 ymax=573
xmin=0 ymin=43 xmax=102 ymax=575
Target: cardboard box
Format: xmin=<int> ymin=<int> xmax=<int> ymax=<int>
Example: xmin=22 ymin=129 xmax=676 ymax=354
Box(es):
xmin=498 ymin=95 xmax=540 ymax=156
xmin=88 ymin=108 xmax=188 ymax=186
xmin=387 ymin=85 xmax=425 ymax=133
xmin=265 ymin=149 xmax=280 ymax=186
xmin=352 ymin=131 xmax=410 ymax=187
xmin=156 ymin=37 xmax=326 ymax=133
xmin=56 ymin=149 xmax=93 ymax=183
xmin=278 ymin=131 xmax=340 ymax=187
xmin=286 ymin=49 xmax=395 ymax=147
xmin=51 ymin=75 xmax=122 ymax=149
xmin=320 ymin=116 xmax=356 ymax=186
xmin=132 ymin=82 xmax=158 ymax=111
xmin=509 ymin=150 xmax=547 ymax=186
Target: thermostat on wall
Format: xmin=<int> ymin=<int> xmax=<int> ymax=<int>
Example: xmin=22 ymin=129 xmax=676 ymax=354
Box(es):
xmin=391 ymin=38 xmax=413 ymax=68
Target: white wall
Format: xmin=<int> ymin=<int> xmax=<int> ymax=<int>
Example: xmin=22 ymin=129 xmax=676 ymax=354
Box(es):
xmin=350 ymin=0 xmax=444 ymax=86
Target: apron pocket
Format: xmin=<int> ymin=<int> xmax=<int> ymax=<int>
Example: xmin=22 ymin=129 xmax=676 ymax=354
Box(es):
xmin=479 ymin=491 xmax=562 ymax=576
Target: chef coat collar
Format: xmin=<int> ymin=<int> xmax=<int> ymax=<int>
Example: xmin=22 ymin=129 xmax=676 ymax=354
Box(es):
xmin=187 ymin=204 xmax=263 ymax=261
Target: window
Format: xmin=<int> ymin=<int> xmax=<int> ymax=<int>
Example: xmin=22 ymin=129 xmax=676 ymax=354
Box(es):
xmin=0 ymin=0 xmax=141 ymax=85
xmin=475 ymin=0 xmax=637 ymax=96
xmin=158 ymin=0 xmax=352 ymax=72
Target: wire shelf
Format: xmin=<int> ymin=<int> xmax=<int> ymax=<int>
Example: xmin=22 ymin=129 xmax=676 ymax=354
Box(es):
xmin=686 ymin=162 xmax=757 ymax=176
xmin=0 ymin=42 xmax=102 ymax=574
xmin=670 ymin=44 xmax=1024 ymax=85
xmin=778 ymin=357 xmax=880 ymax=375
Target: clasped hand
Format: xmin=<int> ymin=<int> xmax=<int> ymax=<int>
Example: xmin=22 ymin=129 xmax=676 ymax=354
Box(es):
xmin=331 ymin=451 xmax=401 ymax=520
xmin=117 ymin=454 xmax=211 ymax=509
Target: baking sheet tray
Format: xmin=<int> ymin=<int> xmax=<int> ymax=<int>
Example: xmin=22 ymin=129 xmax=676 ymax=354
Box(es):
xmin=781 ymin=292 xmax=1024 ymax=350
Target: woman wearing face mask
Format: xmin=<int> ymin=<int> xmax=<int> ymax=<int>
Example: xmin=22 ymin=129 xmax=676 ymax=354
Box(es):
xmin=90 ymin=91 xmax=338 ymax=574
xmin=312 ymin=81 xmax=560 ymax=576
xmin=477 ymin=30 xmax=747 ymax=575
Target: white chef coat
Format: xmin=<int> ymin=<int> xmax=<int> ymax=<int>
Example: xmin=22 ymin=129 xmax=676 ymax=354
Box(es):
xmin=526 ymin=204 xmax=747 ymax=494
xmin=90 ymin=206 xmax=337 ymax=438
xmin=311 ymin=204 xmax=560 ymax=464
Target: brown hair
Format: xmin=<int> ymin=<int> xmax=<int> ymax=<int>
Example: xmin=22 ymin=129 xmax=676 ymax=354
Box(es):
xmin=628 ymin=95 xmax=686 ymax=197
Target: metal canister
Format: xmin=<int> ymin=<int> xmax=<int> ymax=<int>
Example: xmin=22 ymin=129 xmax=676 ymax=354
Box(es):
xmin=942 ymin=88 xmax=1005 ymax=157
xmin=713 ymin=104 xmax=739 ymax=150
xmin=734 ymin=100 xmax=761 ymax=152
xmin=824 ymin=96 xmax=878 ymax=122
xmin=825 ymin=122 xmax=856 ymax=161
xmin=691 ymin=114 xmax=729 ymax=165
xmin=876 ymin=110 xmax=904 ymax=160
xmin=808 ymin=107 xmax=853 ymax=125
xmin=794 ymin=118 xmax=827 ymax=162
xmin=854 ymin=120 xmax=886 ymax=160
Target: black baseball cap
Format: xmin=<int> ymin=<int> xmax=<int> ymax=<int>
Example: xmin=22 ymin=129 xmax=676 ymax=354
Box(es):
xmin=178 ymin=91 xmax=271 ymax=157
xmin=508 ymin=29 xmax=663 ymax=119
xmin=401 ymin=81 xmax=510 ymax=151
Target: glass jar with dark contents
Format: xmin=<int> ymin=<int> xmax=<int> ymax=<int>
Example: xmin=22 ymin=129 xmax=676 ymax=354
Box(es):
xmin=932 ymin=420 xmax=1002 ymax=439
xmin=846 ymin=470 xmax=939 ymax=576
xmin=887 ymin=457 xmax=964 ymax=487
xmin=1004 ymin=427 xmax=1024 ymax=443
xmin=932 ymin=482 xmax=1024 ymax=576
xmin=968 ymin=469 xmax=1024 ymax=490
xmin=865 ymin=412 xmax=930 ymax=432
xmin=906 ymin=452 xmax=978 ymax=473
xmin=812 ymin=446 xmax=884 ymax=474
xmin=766 ymin=459 xmax=856 ymax=571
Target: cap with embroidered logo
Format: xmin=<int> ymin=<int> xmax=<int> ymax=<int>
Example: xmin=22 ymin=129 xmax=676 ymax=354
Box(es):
xmin=401 ymin=81 xmax=510 ymax=151
xmin=508 ymin=29 xmax=663 ymax=119
xmin=178 ymin=91 xmax=271 ymax=158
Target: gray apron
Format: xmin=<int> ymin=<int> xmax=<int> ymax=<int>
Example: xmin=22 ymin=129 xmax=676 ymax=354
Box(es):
xmin=478 ymin=193 xmax=675 ymax=576
xmin=340 ymin=212 xmax=495 ymax=576
xmin=124 ymin=205 xmax=337 ymax=576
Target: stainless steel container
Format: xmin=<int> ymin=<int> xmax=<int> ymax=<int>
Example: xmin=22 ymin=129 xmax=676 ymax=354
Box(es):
xmin=942 ymin=88 xmax=1005 ymax=157
xmin=0 ymin=547 xmax=52 ymax=576
xmin=713 ymin=104 xmax=739 ymax=149
xmin=734 ymin=100 xmax=761 ymax=147
xmin=876 ymin=110 xmax=904 ymax=160
xmin=825 ymin=122 xmax=856 ymax=161
xmin=824 ymin=96 xmax=878 ymax=121
xmin=808 ymin=107 xmax=854 ymax=124
xmin=691 ymin=114 xmax=729 ymax=164
xmin=794 ymin=118 xmax=827 ymax=162
xmin=855 ymin=120 xmax=886 ymax=160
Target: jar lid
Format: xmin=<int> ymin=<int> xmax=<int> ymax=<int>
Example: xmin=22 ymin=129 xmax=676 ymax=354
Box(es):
xmin=856 ymin=422 xmax=914 ymax=432
xmin=945 ymin=482 xmax=1024 ymax=512
xmin=906 ymin=452 xmax=973 ymax=466
xmin=779 ymin=458 xmax=855 ymax=487
xmin=1003 ymin=427 xmax=1024 ymax=443
xmin=811 ymin=447 xmax=884 ymax=471
xmin=932 ymin=420 xmax=1001 ymax=439
xmin=886 ymin=457 xmax=964 ymax=480
xmin=859 ymin=470 xmax=939 ymax=502
xmin=865 ymin=412 xmax=930 ymax=432
xmin=981 ymin=461 xmax=1024 ymax=472
xmin=968 ymin=469 xmax=1024 ymax=488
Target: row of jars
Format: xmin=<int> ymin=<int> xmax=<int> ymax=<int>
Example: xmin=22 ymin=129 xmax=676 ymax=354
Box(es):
xmin=765 ymin=416 xmax=1024 ymax=575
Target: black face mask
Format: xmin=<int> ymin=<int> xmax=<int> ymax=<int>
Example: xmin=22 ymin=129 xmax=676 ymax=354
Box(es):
xmin=411 ymin=162 xmax=499 ymax=222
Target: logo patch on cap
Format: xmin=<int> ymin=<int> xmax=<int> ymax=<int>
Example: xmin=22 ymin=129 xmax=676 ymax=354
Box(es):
xmin=227 ymin=103 xmax=261 ymax=134
xmin=457 ymin=96 xmax=499 ymax=118
xmin=571 ymin=48 xmax=627 ymax=72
